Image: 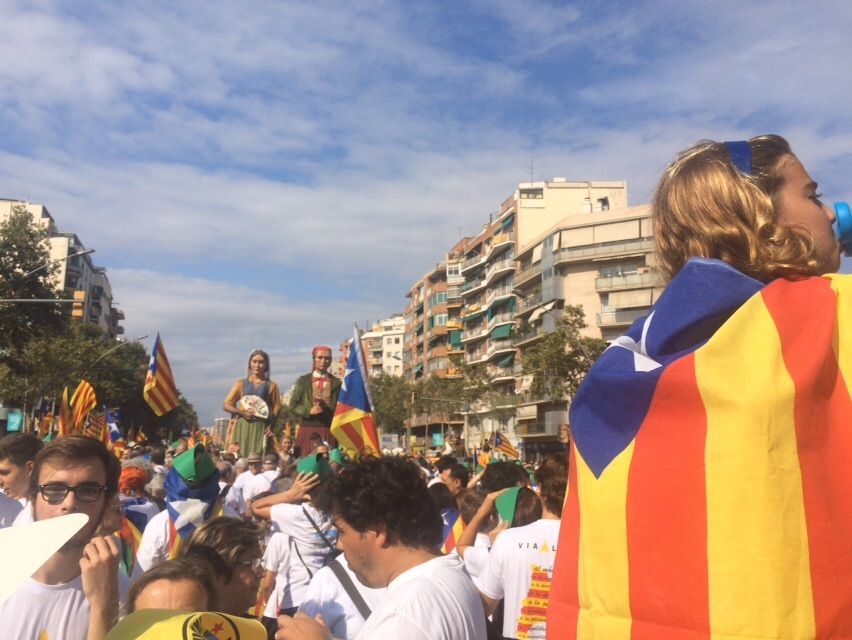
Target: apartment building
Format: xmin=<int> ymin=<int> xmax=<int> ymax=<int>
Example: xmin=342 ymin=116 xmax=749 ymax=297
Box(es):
xmin=362 ymin=315 xmax=405 ymax=377
xmin=1 ymin=199 xmax=124 ymax=338
xmin=512 ymin=203 xmax=661 ymax=458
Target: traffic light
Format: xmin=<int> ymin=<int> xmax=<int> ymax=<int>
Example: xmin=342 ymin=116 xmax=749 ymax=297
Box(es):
xmin=71 ymin=290 xmax=86 ymax=318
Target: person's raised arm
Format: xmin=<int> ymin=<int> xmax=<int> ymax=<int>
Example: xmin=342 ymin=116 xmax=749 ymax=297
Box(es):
xmin=456 ymin=489 xmax=506 ymax=558
xmin=251 ymin=472 xmax=320 ymax=520
xmin=81 ymin=536 xmax=121 ymax=640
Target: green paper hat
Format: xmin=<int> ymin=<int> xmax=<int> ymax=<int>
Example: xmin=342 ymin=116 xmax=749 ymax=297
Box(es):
xmin=329 ymin=448 xmax=345 ymax=465
xmin=172 ymin=444 xmax=217 ymax=484
xmin=296 ymin=453 xmax=332 ymax=482
xmin=495 ymin=487 xmax=522 ymax=526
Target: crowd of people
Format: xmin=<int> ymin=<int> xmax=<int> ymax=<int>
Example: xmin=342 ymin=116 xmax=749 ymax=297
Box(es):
xmin=2 ymin=133 xmax=850 ymax=639
xmin=0 ymin=429 xmax=563 ymax=640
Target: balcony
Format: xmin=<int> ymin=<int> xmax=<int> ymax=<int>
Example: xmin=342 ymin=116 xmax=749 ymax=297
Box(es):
xmin=514 ymin=262 xmax=543 ymax=286
xmin=460 ymin=278 xmax=486 ymax=297
xmin=516 ymin=291 xmax=543 ymax=315
xmin=595 ymin=270 xmax=657 ymax=292
xmin=487 ymin=311 xmax=513 ymax=329
xmin=512 ymin=325 xmax=548 ymax=346
xmin=596 ymin=308 xmax=647 ymax=327
xmin=486 ymin=285 xmax=513 ymax=305
xmin=484 ymin=256 xmax=516 ymax=287
xmin=488 ymin=364 xmax=516 ymax=382
xmin=554 ymin=237 xmax=654 ymax=266
xmin=461 ymin=325 xmax=488 ymax=343
xmin=461 ymin=253 xmax=485 ymax=273
xmin=487 ymin=339 xmax=514 ymax=360
xmin=516 ymin=421 xmax=559 ymax=437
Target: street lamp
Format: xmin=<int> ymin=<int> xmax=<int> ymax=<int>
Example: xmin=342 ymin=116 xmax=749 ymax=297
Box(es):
xmin=82 ymin=334 xmax=148 ymax=376
xmin=20 ymin=248 xmax=95 ymax=280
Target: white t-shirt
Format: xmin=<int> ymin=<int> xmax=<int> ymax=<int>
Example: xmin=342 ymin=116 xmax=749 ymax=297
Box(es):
xmin=478 ymin=518 xmax=561 ymax=639
xmin=135 ymin=503 xmax=238 ymax=573
xmin=356 ymin=553 xmax=486 ymax=640
xmin=233 ymin=470 xmax=255 ymax=493
xmin=269 ymin=503 xmax=336 ymax=607
xmin=244 ymin=469 xmax=279 ymax=503
xmin=0 ymin=572 xmax=131 ymax=640
xmin=298 ymin=554 xmax=386 ymax=640
xmin=12 ymin=499 xmax=33 ymax=527
xmin=217 ymin=481 xmax=246 ymax=516
xmin=0 ymin=491 xmax=22 ymax=528
xmin=463 ymin=532 xmax=492 ymax=586
xmin=261 ymin=531 xmax=294 ymax=615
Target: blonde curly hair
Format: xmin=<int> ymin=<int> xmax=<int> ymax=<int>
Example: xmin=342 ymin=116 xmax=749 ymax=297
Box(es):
xmin=653 ymin=135 xmax=820 ymax=283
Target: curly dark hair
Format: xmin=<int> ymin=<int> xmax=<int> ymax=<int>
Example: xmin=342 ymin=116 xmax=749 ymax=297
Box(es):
xmin=480 ymin=461 xmax=527 ymax=493
xmin=331 ymin=457 xmax=442 ymax=549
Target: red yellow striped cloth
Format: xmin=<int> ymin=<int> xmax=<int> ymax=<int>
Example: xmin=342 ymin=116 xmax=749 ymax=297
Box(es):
xmin=547 ymin=259 xmax=852 ymax=639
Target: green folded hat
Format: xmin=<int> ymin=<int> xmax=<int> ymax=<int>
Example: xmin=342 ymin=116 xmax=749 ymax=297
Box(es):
xmin=172 ymin=444 xmax=217 ymax=484
xmin=296 ymin=453 xmax=333 ymax=482
xmin=495 ymin=487 xmax=522 ymax=527
xmin=328 ymin=448 xmax=345 ymax=465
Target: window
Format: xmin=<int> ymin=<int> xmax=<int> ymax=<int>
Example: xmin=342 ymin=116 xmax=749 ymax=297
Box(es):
xmin=520 ymin=188 xmax=544 ymax=199
xmin=394 ymin=337 xmax=400 ymax=344
xmin=434 ymin=313 xmax=447 ymax=326
xmin=597 ymin=196 xmax=610 ymax=211
xmin=447 ymin=264 xmax=461 ymax=277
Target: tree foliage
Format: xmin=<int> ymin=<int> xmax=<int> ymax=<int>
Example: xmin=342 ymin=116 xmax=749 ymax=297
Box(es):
xmin=369 ymin=372 xmax=410 ymax=434
xmin=0 ymin=205 xmax=62 ymax=372
xmin=521 ymin=305 xmax=607 ymax=401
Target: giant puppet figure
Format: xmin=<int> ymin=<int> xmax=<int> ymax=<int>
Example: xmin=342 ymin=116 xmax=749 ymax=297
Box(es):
xmin=289 ymin=345 xmax=341 ymax=456
xmin=547 ymin=136 xmax=852 ymax=639
xmin=223 ymin=349 xmax=281 ymax=457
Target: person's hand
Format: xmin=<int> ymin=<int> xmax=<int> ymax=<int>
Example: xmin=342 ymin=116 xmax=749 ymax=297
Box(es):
xmin=241 ymin=408 xmax=256 ymax=419
xmin=287 ymin=472 xmax=321 ymax=502
xmin=265 ymin=427 xmax=275 ymax=438
xmin=80 ymin=536 xmax=120 ymax=617
xmin=483 ymin=488 xmax=509 ymax=508
xmin=309 ymin=404 xmax=323 ymax=416
xmin=276 ymin=612 xmax=331 ymax=640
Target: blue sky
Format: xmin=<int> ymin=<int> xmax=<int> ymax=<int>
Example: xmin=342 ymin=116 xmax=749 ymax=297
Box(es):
xmin=1 ymin=0 xmax=850 ymax=423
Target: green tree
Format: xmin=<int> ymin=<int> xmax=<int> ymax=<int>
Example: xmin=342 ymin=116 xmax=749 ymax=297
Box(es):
xmin=521 ymin=305 xmax=607 ymax=401
xmin=369 ymin=372 xmax=410 ymax=434
xmin=0 ymin=205 xmax=62 ymax=374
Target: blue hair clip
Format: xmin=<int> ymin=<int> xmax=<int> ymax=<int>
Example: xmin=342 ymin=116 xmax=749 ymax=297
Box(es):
xmin=724 ymin=140 xmax=752 ymax=175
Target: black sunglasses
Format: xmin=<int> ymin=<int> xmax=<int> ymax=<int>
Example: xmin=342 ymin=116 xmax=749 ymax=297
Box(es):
xmin=37 ymin=483 xmax=107 ymax=504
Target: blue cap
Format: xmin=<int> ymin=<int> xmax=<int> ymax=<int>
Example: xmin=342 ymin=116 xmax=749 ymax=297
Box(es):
xmin=834 ymin=202 xmax=852 ymax=257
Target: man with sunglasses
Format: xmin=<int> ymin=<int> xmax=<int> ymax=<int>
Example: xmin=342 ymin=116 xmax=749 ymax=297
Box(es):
xmin=0 ymin=435 xmax=131 ymax=640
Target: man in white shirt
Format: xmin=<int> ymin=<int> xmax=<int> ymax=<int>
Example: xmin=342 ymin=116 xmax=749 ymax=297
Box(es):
xmin=477 ymin=452 xmax=568 ymax=640
xmin=216 ymin=459 xmax=246 ymax=516
xmin=0 ymin=435 xmax=131 ymax=640
xmin=244 ymin=454 xmax=281 ymax=502
xmin=0 ymin=432 xmax=42 ymax=527
xmin=276 ymin=457 xmax=486 ymax=640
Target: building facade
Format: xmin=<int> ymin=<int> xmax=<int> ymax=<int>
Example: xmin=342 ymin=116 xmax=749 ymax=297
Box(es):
xmin=1 ymin=199 xmax=124 ymax=338
xmin=362 ymin=315 xmax=406 ymax=377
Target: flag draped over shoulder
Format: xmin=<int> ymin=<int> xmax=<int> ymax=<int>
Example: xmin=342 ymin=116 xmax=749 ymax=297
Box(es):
xmin=330 ymin=328 xmax=380 ymax=457
xmin=71 ymin=380 xmax=97 ymax=432
xmin=493 ymin=432 xmax=519 ymax=459
xmin=144 ymin=334 xmax=179 ymax=416
xmin=547 ymin=259 xmax=852 ymax=639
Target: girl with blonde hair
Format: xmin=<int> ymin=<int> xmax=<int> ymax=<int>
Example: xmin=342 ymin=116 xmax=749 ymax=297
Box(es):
xmin=547 ymin=136 xmax=852 ymax=639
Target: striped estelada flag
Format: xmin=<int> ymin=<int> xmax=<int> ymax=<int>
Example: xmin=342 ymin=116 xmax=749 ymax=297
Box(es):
xmin=106 ymin=409 xmax=125 ymax=457
xmin=71 ymin=380 xmax=97 ymax=433
xmin=440 ymin=510 xmax=465 ymax=554
xmin=547 ymin=259 xmax=852 ymax=640
xmin=144 ymin=334 xmax=180 ymax=416
xmin=493 ymin=432 xmax=519 ymax=459
xmin=115 ymin=516 xmax=143 ymax=578
xmin=330 ymin=327 xmax=380 ymax=457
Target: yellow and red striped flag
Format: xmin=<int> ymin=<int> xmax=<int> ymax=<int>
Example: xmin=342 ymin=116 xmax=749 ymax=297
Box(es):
xmin=71 ymin=380 xmax=97 ymax=433
xmin=83 ymin=410 xmax=107 ymax=442
xmin=144 ymin=334 xmax=179 ymax=416
xmin=548 ymin=263 xmax=852 ymax=639
xmin=441 ymin=511 xmax=466 ymax=554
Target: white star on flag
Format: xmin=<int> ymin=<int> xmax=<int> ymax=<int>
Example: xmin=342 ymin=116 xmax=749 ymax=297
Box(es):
xmin=341 ymin=368 xmax=354 ymax=392
xmin=170 ymin=498 xmax=209 ymax=530
xmin=608 ymin=310 xmax=661 ymax=372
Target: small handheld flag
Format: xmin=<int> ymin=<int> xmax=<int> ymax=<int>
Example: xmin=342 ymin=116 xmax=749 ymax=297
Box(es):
xmin=58 ymin=387 xmax=71 ymax=437
xmin=330 ymin=328 xmax=380 ymax=457
xmin=494 ymin=432 xmax=520 ymax=459
xmin=144 ymin=334 xmax=180 ymax=416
